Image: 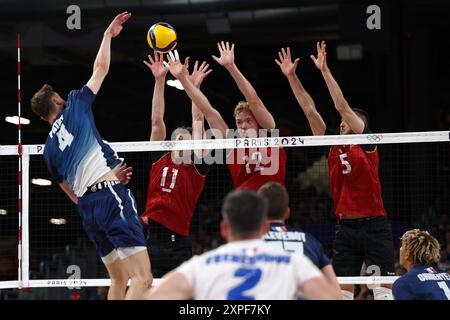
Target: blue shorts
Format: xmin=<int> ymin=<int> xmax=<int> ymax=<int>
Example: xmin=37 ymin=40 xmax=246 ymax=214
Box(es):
xmin=77 ymin=182 xmax=146 ymax=258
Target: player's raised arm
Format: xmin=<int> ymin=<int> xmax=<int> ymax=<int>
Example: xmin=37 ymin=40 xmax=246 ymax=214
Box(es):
xmin=276 ymin=47 xmax=326 ymax=135
xmin=86 ymin=11 xmax=131 ymax=95
xmin=311 ymin=41 xmax=365 ymax=134
xmin=143 ymin=52 xmax=168 ymax=141
xmin=165 ymin=50 xmax=229 ymax=139
xmin=213 ymin=41 xmax=276 ymax=131
xmin=189 ymin=60 xmax=212 ymax=157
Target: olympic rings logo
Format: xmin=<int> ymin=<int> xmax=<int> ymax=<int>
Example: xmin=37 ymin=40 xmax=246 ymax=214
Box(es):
xmin=160 ymin=141 xmax=176 ymax=149
xmin=366 ymin=134 xmax=383 ymax=142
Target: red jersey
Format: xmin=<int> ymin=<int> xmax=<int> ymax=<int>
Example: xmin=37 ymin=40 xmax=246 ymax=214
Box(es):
xmin=227 ymin=147 xmax=286 ymax=190
xmin=141 ymin=152 xmax=206 ymax=236
xmin=328 ymin=145 xmax=386 ymax=219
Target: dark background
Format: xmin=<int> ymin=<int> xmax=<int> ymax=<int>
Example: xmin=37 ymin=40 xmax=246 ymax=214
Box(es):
xmin=0 ymin=0 xmax=449 ymax=299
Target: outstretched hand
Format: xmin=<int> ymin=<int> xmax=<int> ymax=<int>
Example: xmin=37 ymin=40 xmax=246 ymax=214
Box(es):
xmin=189 ymin=61 xmax=212 ymax=88
xmin=143 ymin=52 xmax=168 ymax=79
xmin=105 ymin=11 xmax=131 ymax=38
xmin=212 ymin=41 xmax=235 ymax=68
xmin=163 ymin=50 xmax=190 ymax=79
xmin=310 ymin=41 xmax=328 ymax=72
xmin=117 ymin=162 xmax=133 ymax=185
xmin=275 ymin=47 xmax=300 ymax=77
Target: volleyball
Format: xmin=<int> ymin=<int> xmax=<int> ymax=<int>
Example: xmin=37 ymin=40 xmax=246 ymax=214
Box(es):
xmin=147 ymin=22 xmax=177 ymax=53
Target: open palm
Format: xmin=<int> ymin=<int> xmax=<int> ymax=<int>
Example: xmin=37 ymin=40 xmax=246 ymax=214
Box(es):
xmin=106 ymin=12 xmax=131 ymax=38
xmin=189 ymin=61 xmax=212 ymax=88
xmin=164 ymin=50 xmax=189 ymax=79
xmin=143 ymin=52 xmax=168 ymax=79
xmin=310 ymin=41 xmax=328 ymax=72
xmin=212 ymin=41 xmax=235 ymax=68
xmin=275 ymin=47 xmax=299 ymax=77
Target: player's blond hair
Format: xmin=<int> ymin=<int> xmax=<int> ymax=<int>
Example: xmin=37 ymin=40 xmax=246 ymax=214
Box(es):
xmin=233 ymin=101 xmax=252 ymax=117
xmin=401 ymin=229 xmax=440 ymax=265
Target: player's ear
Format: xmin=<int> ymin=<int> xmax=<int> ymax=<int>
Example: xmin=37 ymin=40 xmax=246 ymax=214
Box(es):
xmin=261 ymin=220 xmax=270 ymax=235
xmin=284 ymin=207 xmax=291 ymax=220
xmin=220 ymin=220 xmax=229 ymax=241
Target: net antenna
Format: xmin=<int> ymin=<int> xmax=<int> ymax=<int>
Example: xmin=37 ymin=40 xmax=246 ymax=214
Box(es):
xmin=17 ymin=33 xmax=23 ymax=289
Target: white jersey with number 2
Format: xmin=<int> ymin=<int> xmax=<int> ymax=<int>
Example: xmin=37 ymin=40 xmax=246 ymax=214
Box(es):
xmin=176 ymin=239 xmax=323 ymax=300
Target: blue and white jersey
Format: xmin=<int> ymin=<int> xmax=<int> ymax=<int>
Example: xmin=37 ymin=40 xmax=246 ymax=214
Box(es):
xmin=176 ymin=239 xmax=322 ymax=300
xmin=263 ymin=223 xmax=330 ymax=269
xmin=43 ymin=85 xmax=121 ymax=197
xmin=393 ymin=265 xmax=450 ymax=300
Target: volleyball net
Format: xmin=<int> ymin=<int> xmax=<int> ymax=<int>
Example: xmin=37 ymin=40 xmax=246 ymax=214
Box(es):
xmin=0 ymin=131 xmax=449 ymax=298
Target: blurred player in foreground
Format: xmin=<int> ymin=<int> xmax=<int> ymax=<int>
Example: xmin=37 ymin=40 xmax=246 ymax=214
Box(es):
xmin=393 ymin=229 xmax=450 ymax=300
xmin=258 ymin=181 xmax=340 ymax=292
xmin=143 ymin=188 xmax=342 ymax=300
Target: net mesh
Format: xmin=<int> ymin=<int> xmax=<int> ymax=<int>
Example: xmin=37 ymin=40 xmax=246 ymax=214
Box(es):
xmin=0 ymin=132 xmax=449 ymax=299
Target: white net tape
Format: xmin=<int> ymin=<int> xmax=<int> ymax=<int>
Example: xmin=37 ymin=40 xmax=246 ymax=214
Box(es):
xmin=0 ymin=130 xmax=448 ymax=290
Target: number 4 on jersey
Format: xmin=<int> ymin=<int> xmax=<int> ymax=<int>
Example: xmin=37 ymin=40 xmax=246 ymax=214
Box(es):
xmin=56 ymin=124 xmax=74 ymax=151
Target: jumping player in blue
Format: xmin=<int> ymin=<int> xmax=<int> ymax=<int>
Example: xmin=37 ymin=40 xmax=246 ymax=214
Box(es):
xmin=393 ymin=229 xmax=450 ymax=300
xmin=30 ymin=12 xmax=152 ymax=300
xmin=258 ymin=182 xmax=340 ymax=291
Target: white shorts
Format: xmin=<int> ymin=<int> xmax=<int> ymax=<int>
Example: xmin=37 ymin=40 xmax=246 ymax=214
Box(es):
xmin=101 ymin=246 xmax=147 ymax=265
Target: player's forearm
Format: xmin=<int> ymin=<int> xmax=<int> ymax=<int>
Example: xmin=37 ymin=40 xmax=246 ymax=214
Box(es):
xmin=150 ymin=78 xmax=166 ymax=140
xmin=321 ymin=69 xmax=351 ymax=112
xmin=226 ymin=64 xmax=259 ymax=104
xmin=227 ymin=64 xmax=276 ymax=130
xmin=179 ymin=75 xmax=228 ymax=137
xmin=93 ymin=32 xmax=112 ymax=76
xmin=287 ymin=74 xmax=326 ymax=135
xmin=286 ymin=74 xmax=317 ymax=116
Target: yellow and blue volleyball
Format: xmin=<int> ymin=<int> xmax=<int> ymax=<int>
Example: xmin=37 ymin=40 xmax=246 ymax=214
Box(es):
xmin=147 ymin=22 xmax=177 ymax=53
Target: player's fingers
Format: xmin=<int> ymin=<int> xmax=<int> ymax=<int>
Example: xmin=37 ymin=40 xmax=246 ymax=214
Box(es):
xmin=275 ymin=59 xmax=282 ymax=67
xmin=174 ymin=50 xmax=180 ymax=61
xmin=221 ymin=41 xmax=226 ymax=51
xmin=199 ymin=61 xmax=206 ymax=71
xmin=168 ymin=50 xmax=175 ymax=62
xmin=226 ymin=41 xmax=230 ymax=51
xmin=281 ymin=47 xmax=287 ymax=59
xmin=294 ymin=58 xmax=300 ymax=67
xmin=287 ymin=47 xmax=292 ymax=59
xmin=278 ymin=51 xmax=283 ymax=62
xmin=193 ymin=60 xmax=199 ymax=72
xmin=143 ymin=60 xmax=151 ymax=68
xmin=212 ymin=55 xmax=220 ymax=63
xmin=310 ymin=55 xmax=317 ymax=63
xmin=184 ymin=57 xmax=190 ymax=67
xmin=231 ymin=43 xmax=235 ymax=52
xmin=204 ymin=69 xmax=212 ymax=77
xmin=217 ymin=42 xmax=223 ymax=53
xmin=316 ymin=41 xmax=320 ymax=53
xmin=204 ymin=63 xmax=210 ymax=72
xmin=147 ymin=54 xmax=155 ymax=64
xmin=163 ymin=60 xmax=169 ymax=68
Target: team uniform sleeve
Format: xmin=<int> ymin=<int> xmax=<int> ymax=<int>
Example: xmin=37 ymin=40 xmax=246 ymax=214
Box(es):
xmin=43 ymin=149 xmax=63 ymax=183
xmin=67 ymin=85 xmax=96 ymax=113
xmin=174 ymin=255 xmax=199 ymax=289
xmin=393 ymin=278 xmax=415 ymax=300
xmin=293 ymin=254 xmax=324 ymax=285
xmin=312 ymin=237 xmax=331 ymax=269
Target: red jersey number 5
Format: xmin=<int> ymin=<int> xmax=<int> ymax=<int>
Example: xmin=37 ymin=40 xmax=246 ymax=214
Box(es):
xmin=339 ymin=153 xmax=352 ymax=175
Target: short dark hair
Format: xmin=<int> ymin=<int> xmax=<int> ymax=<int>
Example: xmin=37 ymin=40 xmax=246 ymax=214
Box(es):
xmin=174 ymin=126 xmax=193 ymax=137
xmin=353 ymin=108 xmax=369 ymax=127
xmin=258 ymin=182 xmax=289 ymax=220
xmin=221 ymin=190 xmax=267 ymax=236
xmin=31 ymin=84 xmax=56 ymax=120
